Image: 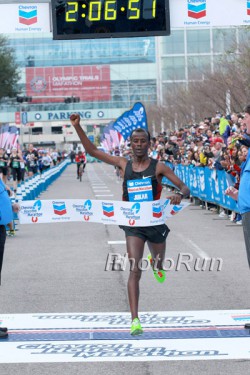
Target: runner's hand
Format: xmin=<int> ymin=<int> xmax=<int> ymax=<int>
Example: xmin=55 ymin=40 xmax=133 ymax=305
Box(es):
xmin=70 ymin=114 xmax=80 ymax=127
xmin=169 ymin=194 xmax=182 ymax=205
xmin=12 ymin=203 xmax=20 ymax=213
xmin=224 ymin=186 xmax=238 ymax=200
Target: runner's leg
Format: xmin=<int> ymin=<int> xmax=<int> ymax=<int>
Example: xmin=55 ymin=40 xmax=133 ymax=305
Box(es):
xmin=147 ymin=241 xmax=166 ymax=270
xmin=77 ymin=163 xmax=80 ymax=178
xmin=126 ymin=236 xmax=145 ymax=320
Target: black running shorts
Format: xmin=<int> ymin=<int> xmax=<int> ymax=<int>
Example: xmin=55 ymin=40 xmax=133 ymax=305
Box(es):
xmin=119 ymin=224 xmax=170 ymax=243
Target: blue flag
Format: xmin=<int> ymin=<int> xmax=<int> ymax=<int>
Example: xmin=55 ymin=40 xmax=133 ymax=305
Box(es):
xmin=113 ymin=102 xmax=147 ymax=140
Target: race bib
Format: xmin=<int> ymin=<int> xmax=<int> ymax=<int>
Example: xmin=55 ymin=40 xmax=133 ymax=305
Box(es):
xmin=127 ymin=178 xmax=153 ymax=202
xmin=12 ymin=161 xmax=19 ymax=168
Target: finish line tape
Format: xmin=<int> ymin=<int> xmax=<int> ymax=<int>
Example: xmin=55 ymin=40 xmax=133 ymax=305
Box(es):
xmin=19 ymin=199 xmax=189 ymax=226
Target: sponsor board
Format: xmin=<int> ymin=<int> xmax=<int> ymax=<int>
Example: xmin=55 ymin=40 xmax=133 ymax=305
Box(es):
xmin=0 ymin=4 xmax=50 ymax=33
xmin=0 ymin=310 xmax=250 ymax=363
xmin=170 ymin=0 xmax=249 ymax=27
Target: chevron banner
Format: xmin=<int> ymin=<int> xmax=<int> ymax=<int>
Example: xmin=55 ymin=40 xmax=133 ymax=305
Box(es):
xmin=19 ymin=199 xmax=189 ymax=226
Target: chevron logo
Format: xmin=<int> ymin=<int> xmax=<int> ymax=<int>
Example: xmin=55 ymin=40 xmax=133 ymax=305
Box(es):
xmin=187 ymin=0 xmax=206 ymax=19
xmin=53 ymin=202 xmax=67 ymax=216
xmin=19 ymin=6 xmax=38 ymax=26
xmin=152 ymin=206 xmax=162 ymax=219
xmin=102 ymin=203 xmax=114 ymax=218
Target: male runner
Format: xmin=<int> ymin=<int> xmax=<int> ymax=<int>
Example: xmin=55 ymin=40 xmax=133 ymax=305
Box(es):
xmin=70 ymin=114 xmax=190 ymax=335
xmin=25 ymin=144 xmax=38 ymax=176
xmin=75 ymin=150 xmax=86 ymax=179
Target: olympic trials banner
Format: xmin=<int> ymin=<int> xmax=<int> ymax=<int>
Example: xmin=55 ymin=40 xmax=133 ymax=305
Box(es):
xmin=19 ymin=199 xmax=189 ymax=226
xmin=112 ymin=102 xmax=148 ymax=140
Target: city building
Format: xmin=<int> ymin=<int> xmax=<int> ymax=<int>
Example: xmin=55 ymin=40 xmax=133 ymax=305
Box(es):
xmin=0 ymin=0 xmax=249 ymax=149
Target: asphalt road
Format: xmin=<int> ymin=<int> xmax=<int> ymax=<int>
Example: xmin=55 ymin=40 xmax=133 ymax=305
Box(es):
xmin=1 ymin=162 xmax=250 ymax=374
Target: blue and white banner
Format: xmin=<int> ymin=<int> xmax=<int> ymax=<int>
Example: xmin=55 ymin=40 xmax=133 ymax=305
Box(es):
xmin=113 ymin=102 xmax=148 ymax=141
xmin=19 ymin=198 xmax=189 ymax=226
xmin=163 ymin=165 xmax=238 ymax=212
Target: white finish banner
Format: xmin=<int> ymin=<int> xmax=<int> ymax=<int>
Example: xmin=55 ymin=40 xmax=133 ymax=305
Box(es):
xmin=19 ymin=199 xmax=189 ymax=226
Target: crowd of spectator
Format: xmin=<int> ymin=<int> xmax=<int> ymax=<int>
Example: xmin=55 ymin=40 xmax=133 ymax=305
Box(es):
xmin=0 ymin=143 xmax=66 ymax=193
xmin=109 ymin=111 xmax=248 ymax=225
xmin=148 ymin=112 xmax=247 ymax=171
xmin=146 ymin=111 xmax=249 ymax=224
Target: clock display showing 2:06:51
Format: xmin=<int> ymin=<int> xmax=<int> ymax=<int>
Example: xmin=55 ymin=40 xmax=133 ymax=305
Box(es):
xmin=65 ymin=0 xmax=158 ymax=22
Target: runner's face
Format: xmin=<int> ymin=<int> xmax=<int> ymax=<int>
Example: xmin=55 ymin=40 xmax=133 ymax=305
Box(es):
xmin=131 ymin=132 xmax=150 ymax=157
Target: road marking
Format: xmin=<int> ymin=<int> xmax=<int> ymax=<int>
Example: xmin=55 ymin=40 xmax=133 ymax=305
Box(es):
xmin=108 ymin=241 xmax=126 ymax=245
xmin=93 ymin=191 xmax=111 ymax=193
xmin=95 ymin=195 xmax=114 ymax=197
xmin=175 ymin=233 xmax=210 ymax=259
xmin=187 ymin=239 xmax=210 ymax=259
xmin=93 ymin=189 xmax=110 ymax=192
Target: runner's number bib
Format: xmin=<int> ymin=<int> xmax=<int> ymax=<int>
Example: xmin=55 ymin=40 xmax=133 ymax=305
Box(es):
xmin=127 ymin=178 xmax=153 ymax=202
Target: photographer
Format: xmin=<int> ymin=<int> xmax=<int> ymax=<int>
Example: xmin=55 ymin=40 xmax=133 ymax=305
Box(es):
xmin=165 ymin=136 xmax=179 ymax=161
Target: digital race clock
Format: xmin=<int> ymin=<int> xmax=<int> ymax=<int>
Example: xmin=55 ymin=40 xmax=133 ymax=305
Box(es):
xmin=51 ymin=0 xmax=170 ymax=39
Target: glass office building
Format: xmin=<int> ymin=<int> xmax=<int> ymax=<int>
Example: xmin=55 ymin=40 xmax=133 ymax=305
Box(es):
xmin=2 ymin=26 xmax=248 ymax=116
xmin=1 ymin=34 xmax=157 ymax=122
xmin=0 ymin=14 xmax=248 ymax=147
xmin=159 ymin=26 xmax=250 ymax=104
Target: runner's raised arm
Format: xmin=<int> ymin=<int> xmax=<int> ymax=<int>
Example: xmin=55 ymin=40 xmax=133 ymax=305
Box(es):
xmin=70 ymin=114 xmax=127 ymax=169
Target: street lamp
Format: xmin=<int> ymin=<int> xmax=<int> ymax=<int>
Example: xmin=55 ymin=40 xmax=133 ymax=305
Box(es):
xmin=16 ymin=96 xmax=32 ymax=147
xmin=110 ymin=68 xmax=131 ymax=107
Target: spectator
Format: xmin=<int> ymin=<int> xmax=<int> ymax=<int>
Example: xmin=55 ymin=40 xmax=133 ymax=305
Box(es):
xmin=225 ymin=105 xmax=250 ymax=331
xmin=70 ymin=150 xmax=76 ymax=163
xmin=0 ymin=179 xmax=20 ymax=338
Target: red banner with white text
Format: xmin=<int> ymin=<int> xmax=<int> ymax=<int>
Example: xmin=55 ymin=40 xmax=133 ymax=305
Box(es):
xmin=26 ymin=65 xmax=111 ymax=103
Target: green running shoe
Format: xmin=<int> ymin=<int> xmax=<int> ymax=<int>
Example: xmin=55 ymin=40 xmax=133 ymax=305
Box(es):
xmin=130 ymin=318 xmax=143 ymax=336
xmin=147 ymin=254 xmax=166 ymax=283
